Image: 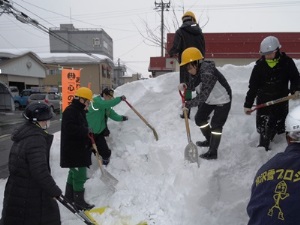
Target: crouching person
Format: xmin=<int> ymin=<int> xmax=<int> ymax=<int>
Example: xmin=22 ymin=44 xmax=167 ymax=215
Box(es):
xmin=87 ymin=87 xmax=128 ymax=166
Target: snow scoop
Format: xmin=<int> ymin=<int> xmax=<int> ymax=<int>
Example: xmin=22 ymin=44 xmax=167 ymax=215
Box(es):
xmin=249 ymin=94 xmax=296 ymax=113
xmin=124 ymin=99 xmax=159 ymax=141
xmin=57 ymin=195 xmax=98 ymax=225
xmin=179 ymin=90 xmax=199 ymax=167
xmin=88 ymin=133 xmax=118 ymax=191
xmin=85 ymin=207 xmax=148 ymax=225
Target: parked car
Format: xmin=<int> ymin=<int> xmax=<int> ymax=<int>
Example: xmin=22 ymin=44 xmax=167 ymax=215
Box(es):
xmin=9 ymin=86 xmax=19 ymax=97
xmin=27 ymin=93 xmax=61 ymax=113
xmin=14 ymin=89 xmax=40 ymax=109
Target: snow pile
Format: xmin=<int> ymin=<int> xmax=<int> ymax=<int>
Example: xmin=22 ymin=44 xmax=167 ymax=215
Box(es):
xmin=1 ymin=61 xmax=300 ymax=225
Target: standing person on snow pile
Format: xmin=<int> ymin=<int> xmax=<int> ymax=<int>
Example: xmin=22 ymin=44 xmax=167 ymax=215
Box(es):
xmin=244 ymin=36 xmax=300 ymax=151
xmin=169 ymin=11 xmax=206 ymax=119
xmin=60 ymin=87 xmax=95 ymax=210
xmin=247 ymin=105 xmax=300 ymax=225
xmin=87 ymin=87 xmax=128 ymax=166
xmin=178 ymin=47 xmax=232 ymax=160
xmin=0 ymin=102 xmax=62 ymax=225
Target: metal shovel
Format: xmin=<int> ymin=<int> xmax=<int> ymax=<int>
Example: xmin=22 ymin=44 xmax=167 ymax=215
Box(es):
xmin=88 ymin=133 xmax=118 ymax=190
xmin=179 ymin=90 xmax=199 ymax=167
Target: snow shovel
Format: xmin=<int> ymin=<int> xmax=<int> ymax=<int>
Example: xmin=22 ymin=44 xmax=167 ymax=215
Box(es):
xmin=249 ymin=94 xmax=296 ymax=113
xmin=179 ymin=90 xmax=199 ymax=167
xmin=88 ymin=133 xmax=118 ymax=191
xmin=58 ymin=195 xmax=98 ymax=225
xmin=124 ymin=99 xmax=159 ymax=141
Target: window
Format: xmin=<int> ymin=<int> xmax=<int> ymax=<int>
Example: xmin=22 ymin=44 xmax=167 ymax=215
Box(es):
xmin=93 ymin=38 xmax=100 ymax=46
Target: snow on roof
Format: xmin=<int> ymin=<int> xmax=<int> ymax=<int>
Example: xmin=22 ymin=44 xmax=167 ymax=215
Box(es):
xmin=0 ymin=49 xmax=113 ymax=64
xmin=0 ymin=49 xmax=41 ymax=60
xmin=37 ymin=52 xmax=113 ymax=64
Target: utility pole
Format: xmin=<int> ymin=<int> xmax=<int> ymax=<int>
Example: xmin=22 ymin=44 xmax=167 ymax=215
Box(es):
xmin=154 ymin=0 xmax=170 ymax=57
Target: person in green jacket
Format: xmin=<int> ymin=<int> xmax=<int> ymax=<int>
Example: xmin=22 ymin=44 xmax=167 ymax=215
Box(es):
xmin=86 ymin=88 xmax=128 ymax=165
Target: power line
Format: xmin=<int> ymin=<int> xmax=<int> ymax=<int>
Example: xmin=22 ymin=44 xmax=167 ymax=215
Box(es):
xmin=0 ymin=0 xmax=103 ymax=62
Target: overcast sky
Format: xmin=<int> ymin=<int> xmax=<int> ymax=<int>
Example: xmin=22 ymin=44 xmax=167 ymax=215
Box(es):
xmin=0 ymin=0 xmax=299 ymax=77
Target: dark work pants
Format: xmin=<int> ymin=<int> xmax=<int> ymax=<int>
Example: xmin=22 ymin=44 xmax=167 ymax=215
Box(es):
xmin=94 ymin=133 xmax=111 ymax=160
xmin=195 ymin=102 xmax=231 ymax=132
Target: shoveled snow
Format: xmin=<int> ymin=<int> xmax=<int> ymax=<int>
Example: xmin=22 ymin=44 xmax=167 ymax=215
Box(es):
xmin=1 ymin=61 xmax=300 ymax=225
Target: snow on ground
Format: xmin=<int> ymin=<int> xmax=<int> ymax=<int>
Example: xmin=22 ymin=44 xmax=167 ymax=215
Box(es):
xmin=1 ymin=61 xmax=300 ymax=225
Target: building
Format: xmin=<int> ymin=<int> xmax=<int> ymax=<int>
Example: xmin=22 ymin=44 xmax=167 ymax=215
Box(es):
xmin=38 ymin=52 xmax=115 ymax=94
xmin=0 ymin=49 xmax=47 ymax=92
xmin=49 ymin=24 xmax=113 ymax=59
xmin=149 ymin=32 xmax=300 ymax=77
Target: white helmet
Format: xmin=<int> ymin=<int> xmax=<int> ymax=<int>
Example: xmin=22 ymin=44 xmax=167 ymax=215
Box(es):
xmin=285 ymin=105 xmax=300 ymax=142
xmin=259 ymin=36 xmax=281 ymax=55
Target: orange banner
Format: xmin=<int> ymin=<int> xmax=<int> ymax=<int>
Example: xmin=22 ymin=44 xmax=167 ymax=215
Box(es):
xmin=61 ymin=69 xmax=81 ymax=111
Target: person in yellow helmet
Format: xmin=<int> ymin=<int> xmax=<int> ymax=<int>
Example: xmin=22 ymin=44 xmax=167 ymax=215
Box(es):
xmin=169 ymin=11 xmax=206 ymax=119
xmin=179 ymin=47 xmax=232 ymax=160
xmin=60 ymin=86 xmax=94 ymax=210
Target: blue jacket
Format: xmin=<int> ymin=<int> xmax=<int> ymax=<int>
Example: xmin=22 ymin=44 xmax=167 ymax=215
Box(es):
xmin=247 ymin=143 xmax=300 ymax=225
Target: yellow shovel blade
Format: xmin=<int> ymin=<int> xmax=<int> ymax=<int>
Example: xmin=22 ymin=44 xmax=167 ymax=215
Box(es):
xmin=84 ymin=207 xmax=107 ymax=225
xmin=137 ymin=222 xmax=148 ymax=225
xmin=87 ymin=207 xmax=107 ymax=214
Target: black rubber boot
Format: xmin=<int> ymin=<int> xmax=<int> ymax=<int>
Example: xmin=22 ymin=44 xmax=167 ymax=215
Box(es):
xmin=196 ymin=140 xmax=209 ymax=147
xmin=73 ymin=190 xmax=95 ymax=210
xmin=258 ymin=134 xmax=270 ymax=151
xmin=65 ymin=183 xmax=74 ymax=202
xmin=196 ymin=124 xmax=211 ymax=147
xmin=200 ymin=133 xmax=221 ymax=160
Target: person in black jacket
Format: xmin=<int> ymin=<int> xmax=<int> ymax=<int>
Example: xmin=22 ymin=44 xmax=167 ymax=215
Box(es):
xmin=0 ymin=102 xmax=62 ymax=225
xmin=60 ymin=87 xmax=95 ymax=210
xmin=247 ymin=105 xmax=300 ymax=225
xmin=178 ymin=47 xmax=232 ymax=160
xmin=169 ymin=11 xmax=206 ymax=119
xmin=244 ymin=36 xmax=300 ymax=151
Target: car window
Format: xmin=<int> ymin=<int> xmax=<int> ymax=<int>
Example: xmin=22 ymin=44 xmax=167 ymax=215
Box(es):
xmin=23 ymin=91 xmax=31 ymax=96
xmin=30 ymin=94 xmax=45 ymax=100
xmin=48 ymin=94 xmax=54 ymax=100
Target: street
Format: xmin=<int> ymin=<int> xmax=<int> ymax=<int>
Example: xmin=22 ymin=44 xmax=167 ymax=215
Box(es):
xmin=0 ymin=111 xmax=61 ymax=178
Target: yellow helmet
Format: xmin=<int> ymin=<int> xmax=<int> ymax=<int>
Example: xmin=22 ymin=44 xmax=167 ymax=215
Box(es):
xmin=75 ymin=87 xmax=93 ymax=101
xmin=180 ymin=47 xmax=204 ymax=66
xmin=182 ymin=11 xmax=196 ymax=22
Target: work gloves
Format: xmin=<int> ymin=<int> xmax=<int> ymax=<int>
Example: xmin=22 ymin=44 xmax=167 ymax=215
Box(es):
xmin=244 ymin=107 xmax=252 ymax=115
xmin=120 ymin=95 xmax=126 ymax=101
xmin=122 ymin=116 xmax=128 ymax=121
xmin=178 ymin=83 xmax=187 ymax=91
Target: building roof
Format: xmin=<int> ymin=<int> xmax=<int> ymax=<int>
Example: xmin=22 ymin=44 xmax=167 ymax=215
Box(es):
xmin=166 ymin=32 xmax=300 ymax=59
xmin=37 ymin=52 xmax=113 ymax=65
xmin=0 ymin=49 xmax=113 ymax=65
